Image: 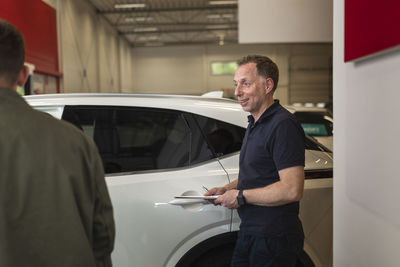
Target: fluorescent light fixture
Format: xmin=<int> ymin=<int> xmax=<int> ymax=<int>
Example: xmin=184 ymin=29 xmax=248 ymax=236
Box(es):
xmin=222 ymin=13 xmax=234 ymax=18
xmin=209 ymin=1 xmax=238 ymax=5
xmin=135 ymin=16 xmax=153 ymax=22
xmin=207 ymin=14 xmax=221 ymax=19
xmin=125 ymin=17 xmax=135 ymax=22
xmin=133 ymin=27 xmax=158 ymax=32
xmin=206 ymin=24 xmax=231 ymax=29
xmin=115 ymin=3 xmax=146 ymax=9
xmin=207 ymin=13 xmax=235 ymax=19
xmin=145 ymin=42 xmax=164 ymax=47
xmin=124 ymin=16 xmax=153 ymax=22
xmin=138 ymin=35 xmax=159 ymax=41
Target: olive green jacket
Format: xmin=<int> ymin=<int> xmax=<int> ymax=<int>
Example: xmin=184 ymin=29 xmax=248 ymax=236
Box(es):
xmin=0 ymin=89 xmax=115 ymax=267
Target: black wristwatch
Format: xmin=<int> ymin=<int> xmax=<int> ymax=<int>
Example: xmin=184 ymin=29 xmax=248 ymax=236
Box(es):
xmin=237 ymin=190 xmax=246 ymax=206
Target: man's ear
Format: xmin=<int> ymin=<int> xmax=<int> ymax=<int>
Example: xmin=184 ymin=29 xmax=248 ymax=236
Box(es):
xmin=265 ymin=78 xmax=274 ymax=95
xmin=16 ymin=65 xmax=29 ymax=87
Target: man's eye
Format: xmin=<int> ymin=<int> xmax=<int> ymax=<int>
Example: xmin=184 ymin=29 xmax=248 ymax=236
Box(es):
xmin=244 ymin=82 xmax=250 ymax=87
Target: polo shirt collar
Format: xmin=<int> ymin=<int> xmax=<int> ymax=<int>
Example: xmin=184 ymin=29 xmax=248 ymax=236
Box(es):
xmin=247 ymin=99 xmax=281 ymax=125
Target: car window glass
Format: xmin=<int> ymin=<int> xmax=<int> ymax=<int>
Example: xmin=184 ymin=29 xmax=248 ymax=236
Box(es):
xmin=294 ymin=112 xmax=333 ymax=136
xmin=62 ymin=106 xmax=192 ymax=174
xmin=193 ymin=114 xmax=246 ymax=157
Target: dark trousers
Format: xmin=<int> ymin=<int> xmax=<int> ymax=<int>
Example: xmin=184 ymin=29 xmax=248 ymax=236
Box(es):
xmin=230 ymin=231 xmax=304 ymax=267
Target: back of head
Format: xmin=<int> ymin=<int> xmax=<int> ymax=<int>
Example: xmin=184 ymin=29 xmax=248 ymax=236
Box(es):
xmin=0 ymin=19 xmax=25 ymax=87
xmin=237 ymin=55 xmax=279 ymax=92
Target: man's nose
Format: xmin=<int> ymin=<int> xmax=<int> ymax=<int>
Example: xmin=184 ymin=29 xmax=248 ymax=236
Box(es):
xmin=234 ymin=84 xmax=241 ymax=96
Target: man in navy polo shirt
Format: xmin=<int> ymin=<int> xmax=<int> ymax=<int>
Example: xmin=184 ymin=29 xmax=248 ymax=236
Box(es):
xmin=206 ymin=55 xmax=305 ymax=267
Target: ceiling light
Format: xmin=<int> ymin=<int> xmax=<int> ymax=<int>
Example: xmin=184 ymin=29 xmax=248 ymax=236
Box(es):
xmin=114 ymin=3 xmax=146 ymax=9
xmin=207 ymin=13 xmax=235 ymax=19
xmin=207 ymin=14 xmax=221 ymax=19
xmin=135 ymin=16 xmax=153 ymax=22
xmin=206 ymin=24 xmax=231 ymax=29
xmin=124 ymin=16 xmax=153 ymax=22
xmin=125 ymin=17 xmax=135 ymax=22
xmin=208 ymin=1 xmax=238 ymax=5
xmin=145 ymin=42 xmax=164 ymax=47
xmin=133 ymin=27 xmax=158 ymax=32
xmin=222 ymin=14 xmax=234 ymax=18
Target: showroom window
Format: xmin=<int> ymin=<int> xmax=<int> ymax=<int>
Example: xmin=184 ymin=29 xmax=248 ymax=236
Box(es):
xmin=62 ymin=106 xmax=217 ymax=174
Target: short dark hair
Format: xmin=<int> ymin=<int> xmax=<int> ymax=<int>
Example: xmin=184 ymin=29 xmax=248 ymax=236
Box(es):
xmin=0 ymin=19 xmax=25 ymax=86
xmin=237 ymin=55 xmax=279 ymax=91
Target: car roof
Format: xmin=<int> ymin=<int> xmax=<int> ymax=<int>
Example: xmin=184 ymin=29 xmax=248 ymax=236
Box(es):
xmin=24 ymin=93 xmax=250 ymax=128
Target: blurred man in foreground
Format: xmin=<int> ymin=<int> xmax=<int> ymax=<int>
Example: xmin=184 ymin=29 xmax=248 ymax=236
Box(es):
xmin=0 ymin=19 xmax=115 ymax=267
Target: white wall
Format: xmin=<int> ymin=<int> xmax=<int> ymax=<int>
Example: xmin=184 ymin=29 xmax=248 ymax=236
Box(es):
xmin=57 ymin=0 xmax=134 ymax=93
xmin=132 ymin=43 xmax=332 ymax=105
xmin=239 ymin=0 xmax=333 ymax=43
xmin=333 ymin=0 xmax=400 ymax=266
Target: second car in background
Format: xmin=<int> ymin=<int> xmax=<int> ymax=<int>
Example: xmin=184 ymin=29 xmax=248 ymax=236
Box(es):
xmin=285 ymin=105 xmax=333 ymax=151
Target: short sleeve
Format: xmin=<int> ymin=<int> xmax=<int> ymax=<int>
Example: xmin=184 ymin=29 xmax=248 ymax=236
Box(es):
xmin=269 ymin=118 xmax=305 ymax=171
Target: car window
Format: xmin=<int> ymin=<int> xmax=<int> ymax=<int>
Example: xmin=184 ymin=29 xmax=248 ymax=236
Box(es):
xmin=62 ymin=106 xmax=215 ymax=174
xmin=192 ymin=114 xmax=246 ymax=157
xmin=293 ymin=112 xmax=333 ymax=136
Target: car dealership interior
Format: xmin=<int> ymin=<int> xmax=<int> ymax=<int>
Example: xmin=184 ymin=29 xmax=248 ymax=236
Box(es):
xmin=1 ymin=0 xmax=400 ymax=266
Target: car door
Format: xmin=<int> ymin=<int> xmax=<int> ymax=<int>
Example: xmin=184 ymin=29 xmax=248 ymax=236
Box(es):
xmin=61 ymin=105 xmax=233 ymax=267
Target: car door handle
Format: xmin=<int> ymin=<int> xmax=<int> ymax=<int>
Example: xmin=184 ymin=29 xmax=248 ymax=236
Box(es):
xmin=168 ymin=199 xmax=209 ymax=206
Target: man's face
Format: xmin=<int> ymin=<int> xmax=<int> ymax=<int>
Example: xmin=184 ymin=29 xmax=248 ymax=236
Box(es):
xmin=234 ymin=63 xmax=269 ymax=116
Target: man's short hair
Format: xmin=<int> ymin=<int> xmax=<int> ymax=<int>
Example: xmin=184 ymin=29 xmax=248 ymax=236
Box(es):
xmin=0 ymin=19 xmax=25 ymax=86
xmin=237 ymin=55 xmax=279 ymax=92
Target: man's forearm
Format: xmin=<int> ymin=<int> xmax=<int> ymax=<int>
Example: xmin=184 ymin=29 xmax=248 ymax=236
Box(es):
xmin=224 ymin=179 xmax=238 ymax=190
xmin=243 ymin=166 xmax=304 ymax=207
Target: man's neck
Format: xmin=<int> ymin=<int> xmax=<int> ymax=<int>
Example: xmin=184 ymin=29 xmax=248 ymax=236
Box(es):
xmin=0 ymin=79 xmax=16 ymax=90
xmin=252 ymin=98 xmax=275 ymax=122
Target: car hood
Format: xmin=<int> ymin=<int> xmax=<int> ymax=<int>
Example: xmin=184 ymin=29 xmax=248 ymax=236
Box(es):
xmin=305 ymin=150 xmax=333 ymax=170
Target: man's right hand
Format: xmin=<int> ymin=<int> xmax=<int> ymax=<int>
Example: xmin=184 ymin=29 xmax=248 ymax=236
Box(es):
xmin=204 ymin=186 xmax=227 ymax=196
xmin=204 ymin=186 xmax=228 ymax=205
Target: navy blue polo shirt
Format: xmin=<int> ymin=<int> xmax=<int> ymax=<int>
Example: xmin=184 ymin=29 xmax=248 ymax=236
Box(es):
xmin=237 ymin=100 xmax=305 ymax=237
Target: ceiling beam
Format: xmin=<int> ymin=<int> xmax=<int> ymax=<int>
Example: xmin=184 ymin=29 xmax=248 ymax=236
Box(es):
xmin=100 ymin=5 xmax=237 ymax=15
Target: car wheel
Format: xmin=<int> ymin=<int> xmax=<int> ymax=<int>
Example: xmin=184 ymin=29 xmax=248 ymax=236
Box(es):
xmin=191 ymin=244 xmax=235 ymax=267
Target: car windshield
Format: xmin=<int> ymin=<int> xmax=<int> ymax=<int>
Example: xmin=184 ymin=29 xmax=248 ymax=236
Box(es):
xmin=305 ymin=135 xmax=331 ymax=153
xmin=294 ymin=112 xmax=333 ymax=137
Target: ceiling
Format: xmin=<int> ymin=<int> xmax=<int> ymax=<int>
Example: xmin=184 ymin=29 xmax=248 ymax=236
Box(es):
xmin=88 ymin=0 xmax=238 ymax=47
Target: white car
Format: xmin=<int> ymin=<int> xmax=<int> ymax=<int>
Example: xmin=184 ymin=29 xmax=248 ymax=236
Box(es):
xmin=285 ymin=105 xmax=333 ymax=151
xmin=25 ymin=94 xmax=333 ymax=267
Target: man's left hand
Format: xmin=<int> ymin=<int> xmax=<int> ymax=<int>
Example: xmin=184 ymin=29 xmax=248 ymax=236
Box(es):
xmin=214 ymin=189 xmax=240 ymax=209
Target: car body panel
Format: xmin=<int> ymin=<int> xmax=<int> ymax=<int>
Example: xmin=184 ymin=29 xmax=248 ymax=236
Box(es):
xmin=107 ymin=160 xmax=231 ymax=267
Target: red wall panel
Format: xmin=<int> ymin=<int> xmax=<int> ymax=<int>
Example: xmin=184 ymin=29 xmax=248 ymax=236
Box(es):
xmin=0 ymin=0 xmax=60 ymax=76
xmin=345 ymin=0 xmax=400 ymax=62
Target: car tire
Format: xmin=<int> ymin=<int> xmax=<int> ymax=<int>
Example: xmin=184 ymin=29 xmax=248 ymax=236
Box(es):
xmin=191 ymin=244 xmax=235 ymax=267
